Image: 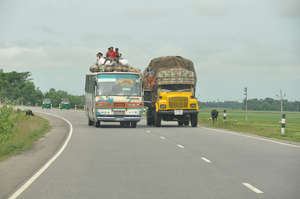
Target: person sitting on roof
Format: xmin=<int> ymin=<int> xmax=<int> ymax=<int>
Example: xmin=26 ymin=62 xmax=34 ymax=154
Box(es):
xmin=104 ymin=47 xmax=116 ymax=65
xmin=96 ymin=52 xmax=105 ymax=65
xmin=115 ymin=48 xmax=122 ymax=63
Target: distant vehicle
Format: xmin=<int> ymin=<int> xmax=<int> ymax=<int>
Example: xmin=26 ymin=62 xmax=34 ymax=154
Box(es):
xmin=85 ymin=67 xmax=143 ymax=128
xmin=143 ymin=56 xmax=199 ymax=127
xmin=42 ymin=98 xmax=52 ymax=109
xmin=60 ymin=98 xmax=71 ymax=109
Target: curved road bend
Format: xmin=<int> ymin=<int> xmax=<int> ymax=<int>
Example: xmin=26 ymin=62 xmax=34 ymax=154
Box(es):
xmin=13 ymin=108 xmax=300 ymax=199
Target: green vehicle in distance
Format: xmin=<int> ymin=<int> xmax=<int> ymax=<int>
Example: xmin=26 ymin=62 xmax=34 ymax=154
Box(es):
xmin=60 ymin=98 xmax=71 ymax=110
xmin=42 ymin=98 xmax=52 ymax=109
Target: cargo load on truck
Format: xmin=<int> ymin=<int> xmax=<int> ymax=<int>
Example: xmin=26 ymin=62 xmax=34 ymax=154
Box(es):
xmin=143 ymin=56 xmax=196 ymax=90
xmin=89 ymin=63 xmax=141 ymax=73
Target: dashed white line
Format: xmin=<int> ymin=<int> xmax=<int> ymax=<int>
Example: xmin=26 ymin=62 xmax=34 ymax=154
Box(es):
xmin=160 ymin=136 xmax=166 ymax=140
xmin=201 ymin=157 xmax=212 ymax=163
xmin=242 ymin=183 xmax=264 ymax=194
xmin=177 ymin=144 xmax=185 ymax=148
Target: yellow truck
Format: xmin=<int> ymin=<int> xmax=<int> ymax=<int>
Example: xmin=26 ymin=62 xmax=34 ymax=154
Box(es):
xmin=143 ymin=56 xmax=199 ymax=127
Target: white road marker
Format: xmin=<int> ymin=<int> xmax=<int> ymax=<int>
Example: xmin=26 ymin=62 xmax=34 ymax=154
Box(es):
xmin=242 ymin=183 xmax=264 ymax=194
xmin=8 ymin=112 xmax=73 ymax=199
xmin=177 ymin=144 xmax=185 ymax=148
xmin=146 ymin=130 xmax=151 ymax=133
xmin=201 ymin=157 xmax=212 ymax=163
xmin=160 ymin=136 xmax=166 ymax=140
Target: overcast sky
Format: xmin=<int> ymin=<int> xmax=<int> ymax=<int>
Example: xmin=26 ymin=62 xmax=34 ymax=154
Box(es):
xmin=0 ymin=0 xmax=299 ymax=101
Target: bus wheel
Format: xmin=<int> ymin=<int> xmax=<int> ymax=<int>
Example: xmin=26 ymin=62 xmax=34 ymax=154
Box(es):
xmin=131 ymin=121 xmax=137 ymax=128
xmin=94 ymin=120 xmax=101 ymax=128
xmin=191 ymin=113 xmax=198 ymax=127
xmin=88 ymin=118 xmax=94 ymax=126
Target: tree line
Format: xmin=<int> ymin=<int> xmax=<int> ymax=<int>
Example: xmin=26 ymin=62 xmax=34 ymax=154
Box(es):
xmin=0 ymin=70 xmax=84 ymax=108
xmin=199 ymin=98 xmax=300 ymax=112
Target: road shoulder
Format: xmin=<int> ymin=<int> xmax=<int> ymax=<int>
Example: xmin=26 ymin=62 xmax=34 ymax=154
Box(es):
xmin=0 ymin=113 xmax=70 ymax=199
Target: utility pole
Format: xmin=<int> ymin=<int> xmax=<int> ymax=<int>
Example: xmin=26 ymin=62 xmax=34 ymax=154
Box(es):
xmin=244 ymin=87 xmax=248 ymax=121
xmin=276 ymin=89 xmax=286 ymax=113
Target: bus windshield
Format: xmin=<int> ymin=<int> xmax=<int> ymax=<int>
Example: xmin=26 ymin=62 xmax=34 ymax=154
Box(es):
xmin=160 ymin=84 xmax=191 ymax=92
xmin=97 ymin=74 xmax=141 ymax=96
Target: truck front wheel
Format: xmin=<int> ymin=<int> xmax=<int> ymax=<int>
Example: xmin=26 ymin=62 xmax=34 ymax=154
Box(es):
xmin=191 ymin=113 xmax=198 ymax=127
xmin=154 ymin=112 xmax=161 ymax=127
xmin=147 ymin=110 xmax=154 ymax=126
xmin=94 ymin=120 xmax=101 ymax=128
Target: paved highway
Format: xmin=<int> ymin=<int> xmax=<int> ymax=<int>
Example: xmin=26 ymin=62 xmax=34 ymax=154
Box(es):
xmin=10 ymin=108 xmax=300 ymax=199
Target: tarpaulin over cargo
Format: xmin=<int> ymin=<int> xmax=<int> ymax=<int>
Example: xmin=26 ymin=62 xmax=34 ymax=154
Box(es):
xmin=143 ymin=56 xmax=196 ymax=89
xmin=157 ymin=68 xmax=195 ymax=85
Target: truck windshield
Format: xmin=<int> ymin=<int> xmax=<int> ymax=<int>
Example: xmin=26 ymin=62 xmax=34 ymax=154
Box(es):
xmin=97 ymin=74 xmax=141 ymax=96
xmin=160 ymin=84 xmax=191 ymax=92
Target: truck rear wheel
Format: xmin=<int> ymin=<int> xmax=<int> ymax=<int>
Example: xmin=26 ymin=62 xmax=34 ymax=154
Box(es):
xmin=184 ymin=120 xmax=189 ymax=126
xmin=191 ymin=113 xmax=198 ymax=127
xmin=154 ymin=112 xmax=161 ymax=127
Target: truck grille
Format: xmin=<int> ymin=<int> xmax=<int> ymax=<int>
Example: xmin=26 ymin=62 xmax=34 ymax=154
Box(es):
xmin=168 ymin=97 xmax=188 ymax=108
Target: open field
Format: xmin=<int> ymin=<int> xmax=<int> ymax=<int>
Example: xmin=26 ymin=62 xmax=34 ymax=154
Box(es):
xmin=0 ymin=108 xmax=50 ymax=161
xmin=198 ymin=109 xmax=300 ymax=142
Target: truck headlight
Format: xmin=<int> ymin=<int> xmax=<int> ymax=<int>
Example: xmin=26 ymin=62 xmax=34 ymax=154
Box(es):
xmin=160 ymin=104 xmax=166 ymax=109
xmin=190 ymin=104 xmax=196 ymax=108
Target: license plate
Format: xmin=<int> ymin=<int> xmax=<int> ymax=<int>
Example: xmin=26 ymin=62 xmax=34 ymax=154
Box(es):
xmin=113 ymin=110 xmax=125 ymax=115
xmin=174 ymin=110 xmax=183 ymax=115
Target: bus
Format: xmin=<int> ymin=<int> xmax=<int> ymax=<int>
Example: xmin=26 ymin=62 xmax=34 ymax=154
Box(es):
xmin=85 ymin=72 xmax=143 ymax=128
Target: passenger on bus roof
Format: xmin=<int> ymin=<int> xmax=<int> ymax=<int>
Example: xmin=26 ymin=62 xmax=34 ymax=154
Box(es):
xmin=104 ymin=47 xmax=116 ymax=65
xmin=96 ymin=52 xmax=105 ymax=65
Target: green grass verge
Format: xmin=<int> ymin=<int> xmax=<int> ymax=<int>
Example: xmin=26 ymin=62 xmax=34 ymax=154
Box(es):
xmin=198 ymin=109 xmax=300 ymax=142
xmin=0 ymin=110 xmax=50 ymax=161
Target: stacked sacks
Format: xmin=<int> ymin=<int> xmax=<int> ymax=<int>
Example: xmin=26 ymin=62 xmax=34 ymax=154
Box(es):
xmin=89 ymin=63 xmax=141 ymax=73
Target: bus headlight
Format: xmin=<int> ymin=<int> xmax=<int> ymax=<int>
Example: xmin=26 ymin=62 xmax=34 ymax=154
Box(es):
xmin=160 ymin=104 xmax=166 ymax=109
xmin=190 ymin=104 xmax=196 ymax=108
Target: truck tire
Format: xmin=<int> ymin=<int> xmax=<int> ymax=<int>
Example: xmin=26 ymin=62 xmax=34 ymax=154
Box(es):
xmin=191 ymin=113 xmax=198 ymax=127
xmin=178 ymin=121 xmax=183 ymax=126
xmin=88 ymin=118 xmax=94 ymax=126
xmin=94 ymin=120 xmax=101 ymax=128
xmin=147 ymin=110 xmax=154 ymax=126
xmin=184 ymin=120 xmax=189 ymax=126
xmin=154 ymin=112 xmax=161 ymax=127
xmin=131 ymin=121 xmax=137 ymax=128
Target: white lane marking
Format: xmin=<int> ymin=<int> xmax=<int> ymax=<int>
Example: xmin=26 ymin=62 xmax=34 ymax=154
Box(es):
xmin=160 ymin=136 xmax=166 ymax=140
xmin=177 ymin=144 xmax=185 ymax=148
xmin=8 ymin=112 xmax=73 ymax=199
xmin=201 ymin=157 xmax=212 ymax=163
xmin=146 ymin=130 xmax=151 ymax=133
xmin=202 ymin=127 xmax=300 ymax=149
xmin=242 ymin=183 xmax=264 ymax=194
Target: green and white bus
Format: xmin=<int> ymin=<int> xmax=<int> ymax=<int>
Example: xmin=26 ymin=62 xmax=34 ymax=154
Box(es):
xmin=85 ymin=72 xmax=143 ymax=128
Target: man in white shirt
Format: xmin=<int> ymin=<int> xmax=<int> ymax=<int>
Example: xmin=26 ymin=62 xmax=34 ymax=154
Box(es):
xmin=96 ymin=52 xmax=105 ymax=65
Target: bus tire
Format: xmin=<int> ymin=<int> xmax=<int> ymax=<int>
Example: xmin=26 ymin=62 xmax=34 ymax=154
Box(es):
xmin=94 ymin=120 xmax=101 ymax=128
xmin=88 ymin=118 xmax=94 ymax=126
xmin=131 ymin=121 xmax=137 ymax=128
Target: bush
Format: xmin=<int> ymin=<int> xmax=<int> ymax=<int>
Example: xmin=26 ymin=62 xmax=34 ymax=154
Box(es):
xmin=0 ymin=106 xmax=14 ymax=142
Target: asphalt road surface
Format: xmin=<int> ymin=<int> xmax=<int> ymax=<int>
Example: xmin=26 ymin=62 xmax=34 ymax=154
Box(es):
xmin=9 ymin=108 xmax=300 ymax=199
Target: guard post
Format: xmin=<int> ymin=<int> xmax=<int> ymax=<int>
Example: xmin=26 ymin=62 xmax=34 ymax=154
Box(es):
xmin=223 ymin=110 xmax=227 ymax=121
xmin=281 ymin=113 xmax=286 ymax=135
